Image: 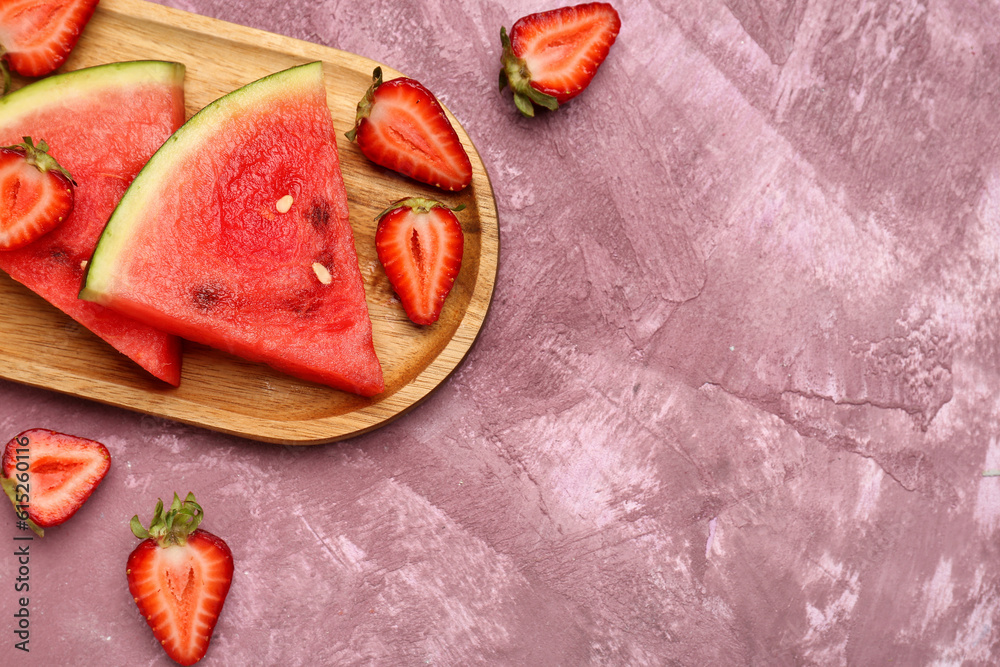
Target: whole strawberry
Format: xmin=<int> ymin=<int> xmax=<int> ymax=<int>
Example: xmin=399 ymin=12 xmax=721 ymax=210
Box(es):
xmin=0 ymin=137 xmax=75 ymax=250
xmin=0 ymin=0 xmax=99 ymax=93
xmin=127 ymin=493 xmax=233 ymax=666
xmin=376 ymin=197 xmax=464 ymax=325
xmin=0 ymin=428 xmax=110 ymax=537
xmin=500 ymin=2 xmax=621 ymax=117
xmin=347 ymin=67 xmax=473 ymax=191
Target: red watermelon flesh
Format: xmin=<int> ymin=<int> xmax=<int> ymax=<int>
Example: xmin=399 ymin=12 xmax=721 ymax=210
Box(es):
xmin=82 ymin=63 xmax=384 ymax=397
xmin=0 ymin=61 xmax=185 ymax=385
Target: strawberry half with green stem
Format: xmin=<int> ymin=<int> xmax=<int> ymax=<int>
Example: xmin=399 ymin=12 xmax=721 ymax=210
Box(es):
xmin=500 ymin=2 xmax=621 ymax=117
xmin=376 ymin=197 xmax=464 ymax=325
xmin=128 ymin=492 xmax=233 ymax=666
xmin=1 ymin=428 xmax=111 ymax=537
xmin=347 ymin=67 xmax=472 ymax=192
xmin=0 ymin=136 xmax=75 ymax=250
xmin=0 ymin=0 xmax=99 ymax=94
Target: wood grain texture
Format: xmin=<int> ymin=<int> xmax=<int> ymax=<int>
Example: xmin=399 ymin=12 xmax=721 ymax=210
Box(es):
xmin=0 ymin=0 xmax=498 ymax=444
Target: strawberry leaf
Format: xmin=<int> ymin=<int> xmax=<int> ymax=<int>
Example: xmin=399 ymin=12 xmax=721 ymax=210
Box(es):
xmin=129 ymin=515 xmax=149 ymax=539
xmin=526 ymin=87 xmax=559 ymax=111
xmin=132 ymin=492 xmax=205 ymax=546
xmin=375 ymin=197 xmax=465 ymax=222
xmin=514 ymin=92 xmax=536 ymax=118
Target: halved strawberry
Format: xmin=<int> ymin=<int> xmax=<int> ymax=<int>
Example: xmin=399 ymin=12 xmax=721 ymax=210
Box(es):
xmin=1 ymin=428 xmax=111 ymax=537
xmin=347 ymin=67 xmax=473 ymax=192
xmin=127 ymin=492 xmax=233 ymax=667
xmin=0 ymin=0 xmax=99 ymax=92
xmin=500 ymin=2 xmax=621 ymax=117
xmin=376 ymin=197 xmax=464 ymax=325
xmin=0 ymin=136 xmax=75 ymax=250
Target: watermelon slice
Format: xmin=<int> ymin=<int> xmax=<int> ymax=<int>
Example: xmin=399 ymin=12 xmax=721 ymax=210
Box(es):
xmin=81 ymin=62 xmax=385 ymax=397
xmin=0 ymin=61 xmax=186 ymax=385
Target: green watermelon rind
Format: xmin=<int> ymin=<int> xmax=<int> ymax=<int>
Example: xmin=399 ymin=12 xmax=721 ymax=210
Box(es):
xmin=0 ymin=61 xmax=185 ymax=125
xmin=81 ymin=61 xmax=324 ymax=302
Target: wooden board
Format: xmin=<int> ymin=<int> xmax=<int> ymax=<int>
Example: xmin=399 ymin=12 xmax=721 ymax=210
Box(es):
xmin=0 ymin=0 xmax=498 ymax=444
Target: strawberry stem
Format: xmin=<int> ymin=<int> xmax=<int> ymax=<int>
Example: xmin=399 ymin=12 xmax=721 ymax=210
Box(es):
xmin=2 ymin=137 xmax=76 ymax=184
xmin=375 ymin=196 xmax=466 ymax=221
xmin=499 ymin=27 xmax=559 ymax=118
xmin=131 ymin=492 xmax=204 ymax=547
xmin=346 ymin=67 xmax=384 ymax=143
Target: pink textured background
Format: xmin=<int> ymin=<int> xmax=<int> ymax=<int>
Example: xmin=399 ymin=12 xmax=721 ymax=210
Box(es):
xmin=3 ymin=0 xmax=1000 ymax=664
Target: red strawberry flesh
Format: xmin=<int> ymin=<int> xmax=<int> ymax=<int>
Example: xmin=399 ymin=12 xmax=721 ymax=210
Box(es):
xmin=376 ymin=197 xmax=464 ymax=325
xmin=0 ymin=0 xmax=99 ymax=79
xmin=1 ymin=428 xmax=110 ymax=532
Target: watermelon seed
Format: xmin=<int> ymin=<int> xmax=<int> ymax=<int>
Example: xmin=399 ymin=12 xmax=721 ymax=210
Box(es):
xmin=80 ymin=260 xmax=88 ymax=270
xmin=312 ymin=262 xmax=332 ymax=285
xmin=309 ymin=200 xmax=331 ymax=230
xmin=51 ymin=247 xmax=70 ymax=264
xmin=276 ymin=195 xmax=294 ymax=213
xmin=193 ymin=284 xmax=227 ymax=311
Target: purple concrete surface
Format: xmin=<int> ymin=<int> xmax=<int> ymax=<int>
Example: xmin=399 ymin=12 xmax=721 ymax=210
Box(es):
xmin=2 ymin=0 xmax=1000 ymax=664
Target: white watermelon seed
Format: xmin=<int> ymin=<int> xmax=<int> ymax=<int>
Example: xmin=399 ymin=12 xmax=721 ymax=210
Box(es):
xmin=276 ymin=195 xmax=294 ymax=213
xmin=312 ymin=262 xmax=332 ymax=285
